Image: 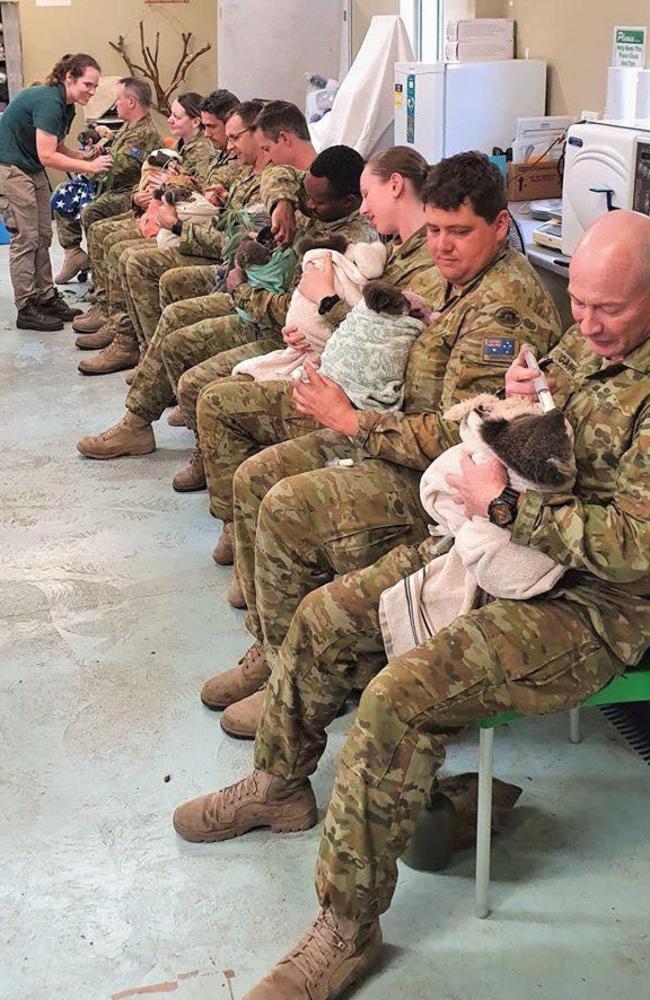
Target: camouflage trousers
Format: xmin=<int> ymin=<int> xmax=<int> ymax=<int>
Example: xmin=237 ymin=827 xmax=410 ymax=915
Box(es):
xmin=121 ymin=244 xmax=217 ymax=346
xmin=104 ymin=233 xmax=153 ymax=350
xmin=86 ymin=213 xmax=139 ymax=307
xmin=232 ymin=431 xmax=429 ymax=649
xmin=178 ymin=340 xmax=279 ymax=431
xmin=197 ymin=379 xmax=323 ymax=522
xmin=125 ymin=265 xmax=238 ymax=422
xmin=253 ymin=543 xmax=623 ymax=921
xmin=55 ymin=190 xmax=132 ymax=250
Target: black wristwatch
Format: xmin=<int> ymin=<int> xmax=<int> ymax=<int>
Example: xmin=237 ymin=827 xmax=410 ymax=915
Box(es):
xmin=171 ymin=221 xmax=183 ymax=237
xmin=488 ymin=486 xmax=520 ymax=527
xmin=318 ymin=293 xmax=341 ymax=316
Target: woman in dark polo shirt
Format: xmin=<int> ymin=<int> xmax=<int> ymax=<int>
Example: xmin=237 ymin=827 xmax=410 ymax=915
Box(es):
xmin=0 ymin=53 xmax=113 ymax=331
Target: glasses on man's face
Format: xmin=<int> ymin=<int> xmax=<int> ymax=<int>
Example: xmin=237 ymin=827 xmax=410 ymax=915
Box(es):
xmin=226 ymin=127 xmax=251 ymax=143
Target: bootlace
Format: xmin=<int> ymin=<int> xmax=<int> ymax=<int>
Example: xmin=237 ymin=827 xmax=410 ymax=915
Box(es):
xmin=239 ymin=642 xmax=265 ymax=679
xmin=219 ymin=770 xmax=260 ymax=808
xmin=189 ymin=446 xmax=204 ymax=471
xmin=93 ymin=416 xmax=132 ymax=442
xmin=288 ymin=909 xmax=347 ymax=981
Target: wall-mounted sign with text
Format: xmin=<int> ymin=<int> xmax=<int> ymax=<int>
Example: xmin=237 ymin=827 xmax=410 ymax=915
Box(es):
xmin=613 ymin=26 xmax=647 ymax=69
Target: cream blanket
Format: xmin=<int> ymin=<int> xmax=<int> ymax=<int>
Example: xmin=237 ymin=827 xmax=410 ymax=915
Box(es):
xmin=380 ymin=397 xmax=569 ymax=659
xmin=156 ymin=194 xmax=220 ymax=250
xmin=231 ymin=241 xmax=387 ymax=382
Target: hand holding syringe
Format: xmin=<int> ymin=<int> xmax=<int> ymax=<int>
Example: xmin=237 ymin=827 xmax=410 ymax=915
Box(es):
xmin=505 ymin=343 xmax=556 ymax=410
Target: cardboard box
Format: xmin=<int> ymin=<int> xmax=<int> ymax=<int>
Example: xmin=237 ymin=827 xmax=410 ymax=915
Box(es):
xmin=445 ymin=40 xmax=514 ymax=62
xmin=447 ymin=19 xmax=514 ymax=42
xmin=507 ymin=161 xmax=562 ymax=201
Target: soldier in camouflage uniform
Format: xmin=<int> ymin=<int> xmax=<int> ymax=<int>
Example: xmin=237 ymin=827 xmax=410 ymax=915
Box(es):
xmin=193 ymin=152 xmax=560 ymax=736
xmin=72 ymin=92 xmax=220 ymax=338
xmin=77 ymin=90 xmax=241 ymax=329
xmin=196 ymin=221 xmax=431 ymax=526
xmin=54 ymin=78 xmax=160 ymax=283
xmin=73 ymin=96 xmax=217 ymax=373
xmin=173 ymin=209 xmax=650 ymax=1000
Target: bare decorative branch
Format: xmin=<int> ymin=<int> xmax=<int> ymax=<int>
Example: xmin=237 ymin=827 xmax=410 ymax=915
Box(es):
xmin=109 ymin=21 xmax=212 ymax=116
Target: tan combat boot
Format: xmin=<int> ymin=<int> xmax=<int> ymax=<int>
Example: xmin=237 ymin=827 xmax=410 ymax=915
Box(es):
xmin=78 ymin=338 xmax=140 ymax=376
xmin=201 ymin=641 xmax=269 ymax=710
xmin=227 ymin=567 xmax=247 ymax=609
xmin=172 ymin=770 xmax=318 ymax=844
xmin=77 ymin=412 xmax=155 ymax=460
xmin=167 ymin=405 xmax=185 ymax=427
xmin=220 ymin=688 xmax=265 ymax=739
xmin=243 ymin=908 xmax=382 ymax=1000
xmin=75 ymin=324 xmax=115 ymax=351
xmin=212 ymin=522 xmax=234 ymax=565
xmin=72 ymin=303 xmax=108 ymax=334
xmin=172 ymin=446 xmax=206 ymax=492
xmin=54 ymin=247 xmax=90 ymax=284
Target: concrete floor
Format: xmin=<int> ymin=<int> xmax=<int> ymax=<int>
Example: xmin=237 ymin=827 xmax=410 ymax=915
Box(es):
xmin=1 ymin=243 xmax=649 ymax=1000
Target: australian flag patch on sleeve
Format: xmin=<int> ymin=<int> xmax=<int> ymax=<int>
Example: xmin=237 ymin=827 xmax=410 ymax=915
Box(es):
xmin=127 ymin=148 xmax=144 ymax=161
xmin=483 ymin=337 xmax=516 ymax=360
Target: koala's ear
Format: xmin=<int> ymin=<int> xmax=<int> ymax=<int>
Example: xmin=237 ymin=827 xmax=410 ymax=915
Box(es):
xmin=478 ymin=417 xmax=508 ymax=448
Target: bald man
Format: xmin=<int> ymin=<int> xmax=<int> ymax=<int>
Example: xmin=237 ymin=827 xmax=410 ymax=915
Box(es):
xmin=174 ymin=210 xmax=650 ymax=1000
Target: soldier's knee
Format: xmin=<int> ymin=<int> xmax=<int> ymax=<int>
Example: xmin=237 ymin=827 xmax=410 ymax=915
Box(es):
xmin=233 ymin=452 xmax=266 ymax=504
xmin=161 ymin=327 xmax=187 ymax=362
xmin=358 ymin=670 xmax=400 ymax=723
xmin=159 ymin=303 xmax=178 ymax=336
xmin=196 ymin=381 xmax=219 ymax=424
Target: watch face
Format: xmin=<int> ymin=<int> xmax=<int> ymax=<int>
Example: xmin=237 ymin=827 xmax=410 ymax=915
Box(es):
xmin=489 ymin=500 xmax=514 ymax=527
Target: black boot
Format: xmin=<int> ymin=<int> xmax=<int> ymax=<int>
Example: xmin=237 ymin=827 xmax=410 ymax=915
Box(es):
xmin=40 ymin=290 xmax=83 ymax=321
xmin=16 ymin=304 xmax=64 ymax=332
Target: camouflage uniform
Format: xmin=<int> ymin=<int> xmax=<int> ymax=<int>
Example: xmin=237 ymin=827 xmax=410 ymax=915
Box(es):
xmin=119 ymin=164 xmax=267 ymax=346
xmin=252 ymin=323 xmax=650 ymax=922
xmin=198 ymin=227 xmax=432 ymax=524
xmin=94 ymin=134 xmax=217 ymax=350
xmin=194 ymin=148 xmax=241 ymax=191
xmin=55 ymin=113 xmax=160 ymax=249
xmin=231 ymin=246 xmax=562 ymax=651
xmin=125 ymin=201 xmax=373 ymax=424
xmin=86 ymin=137 xmax=218 ymax=310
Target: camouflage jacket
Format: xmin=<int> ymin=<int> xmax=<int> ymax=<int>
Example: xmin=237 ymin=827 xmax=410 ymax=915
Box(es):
xmin=232 ymin=208 xmax=378 ymax=331
xmin=260 ymin=164 xmax=306 ymax=216
xmin=197 ymin=148 xmax=242 ymax=191
xmin=102 ymin=112 xmax=160 ymax=194
xmin=179 ymin=165 xmax=265 ymax=260
xmin=511 ymin=324 xmax=650 ymax=663
xmin=178 ymin=133 xmax=217 ymax=183
xmin=354 ymin=245 xmax=562 ymax=470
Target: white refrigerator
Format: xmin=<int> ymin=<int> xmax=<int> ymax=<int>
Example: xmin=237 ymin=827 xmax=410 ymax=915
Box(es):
xmin=394 ymin=60 xmax=547 ymax=162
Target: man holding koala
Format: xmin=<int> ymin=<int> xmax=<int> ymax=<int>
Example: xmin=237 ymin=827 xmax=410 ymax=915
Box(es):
xmin=175 ymin=209 xmax=650 ymax=1000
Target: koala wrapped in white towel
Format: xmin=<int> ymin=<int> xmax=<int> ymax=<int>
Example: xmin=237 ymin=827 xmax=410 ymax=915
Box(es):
xmin=380 ymin=393 xmax=577 ymax=659
xmin=232 ymin=235 xmax=387 ymax=382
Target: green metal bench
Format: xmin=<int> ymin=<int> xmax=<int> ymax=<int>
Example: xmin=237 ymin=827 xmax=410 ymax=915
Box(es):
xmin=475 ymin=659 xmax=650 ymax=918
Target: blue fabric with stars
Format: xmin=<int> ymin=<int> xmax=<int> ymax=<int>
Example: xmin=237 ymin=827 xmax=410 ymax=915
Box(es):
xmin=50 ymin=176 xmax=98 ymax=220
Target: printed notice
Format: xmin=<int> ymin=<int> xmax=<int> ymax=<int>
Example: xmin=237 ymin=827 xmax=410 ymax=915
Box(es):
xmin=613 ymin=26 xmax=647 ymax=69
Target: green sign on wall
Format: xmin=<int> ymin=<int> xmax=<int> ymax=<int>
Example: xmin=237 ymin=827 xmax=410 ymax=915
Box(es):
xmin=613 ymin=26 xmax=647 ymax=69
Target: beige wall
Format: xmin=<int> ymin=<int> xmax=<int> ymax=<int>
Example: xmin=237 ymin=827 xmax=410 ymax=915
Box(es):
xmin=503 ymin=0 xmax=650 ymax=115
xmin=353 ymin=0 xmax=400 ymax=53
xmin=17 ymin=0 xmax=217 ymax=132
